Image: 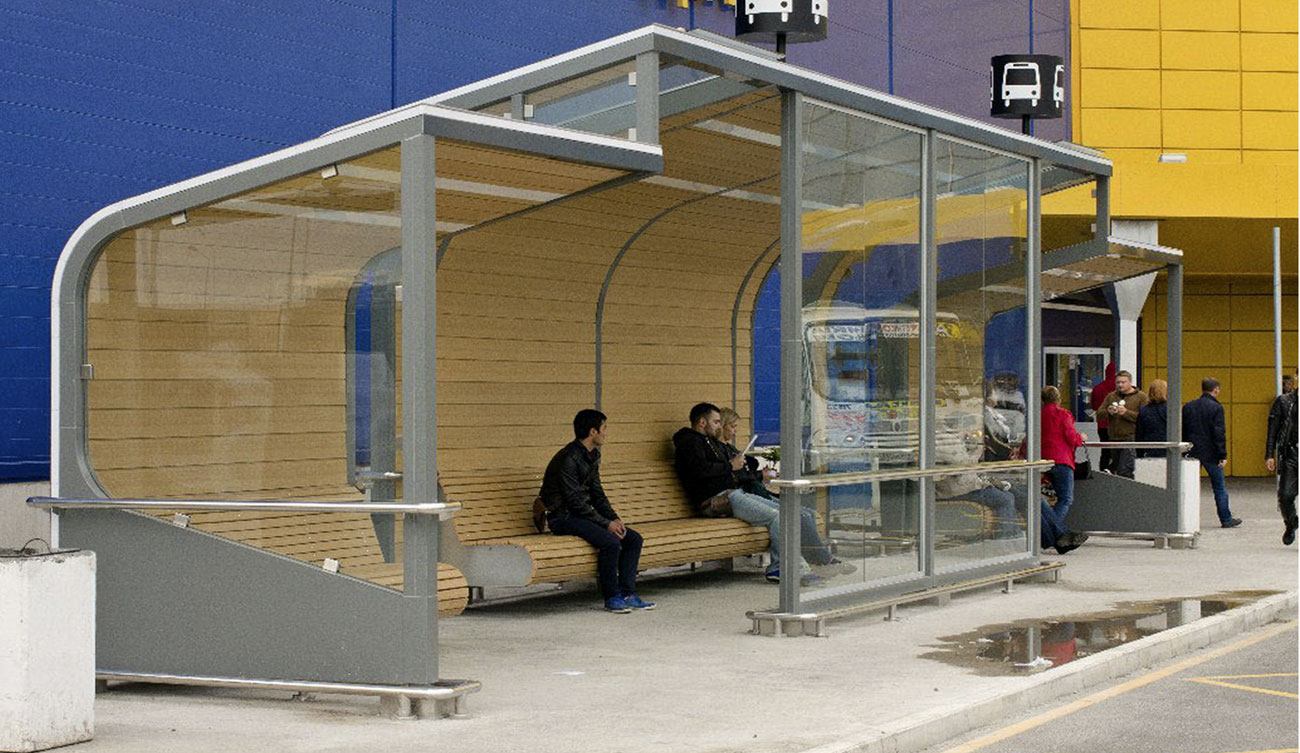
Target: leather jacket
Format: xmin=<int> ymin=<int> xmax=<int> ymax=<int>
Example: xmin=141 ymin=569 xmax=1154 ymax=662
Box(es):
xmin=539 ymin=441 xmax=619 ymax=527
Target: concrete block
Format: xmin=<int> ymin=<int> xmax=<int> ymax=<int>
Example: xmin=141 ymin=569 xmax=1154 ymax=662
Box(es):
xmin=0 ymin=550 xmax=95 ymax=752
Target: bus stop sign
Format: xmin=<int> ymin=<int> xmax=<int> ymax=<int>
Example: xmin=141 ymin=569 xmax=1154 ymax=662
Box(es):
xmin=990 ymin=54 xmax=1064 ymax=120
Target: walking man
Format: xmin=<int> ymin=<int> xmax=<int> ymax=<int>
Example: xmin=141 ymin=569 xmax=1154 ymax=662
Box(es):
xmin=1266 ymin=383 xmax=1298 ymax=545
xmin=540 ymin=409 xmax=656 ymax=613
xmin=1099 ymin=370 xmax=1148 ymax=479
xmin=1183 ymin=377 xmax=1241 ymax=528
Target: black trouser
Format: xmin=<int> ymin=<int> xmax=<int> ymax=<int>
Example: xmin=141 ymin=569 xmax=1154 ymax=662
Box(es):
xmin=1279 ymin=456 xmax=1298 ymax=531
xmin=1098 ymin=427 xmax=1118 ymax=473
xmin=1112 ymin=447 xmax=1136 ymax=479
xmin=549 ymin=515 xmax=643 ymax=599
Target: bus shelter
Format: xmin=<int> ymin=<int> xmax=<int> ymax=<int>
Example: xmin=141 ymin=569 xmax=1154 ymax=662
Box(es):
xmin=38 ymin=25 xmax=1180 ymax=699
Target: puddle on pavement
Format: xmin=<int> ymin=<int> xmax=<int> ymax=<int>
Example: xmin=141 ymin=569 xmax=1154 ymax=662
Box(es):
xmin=922 ymin=590 xmax=1282 ymax=676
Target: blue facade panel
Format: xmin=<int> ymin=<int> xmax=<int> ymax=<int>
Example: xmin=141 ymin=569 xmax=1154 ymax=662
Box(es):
xmin=0 ymin=0 xmax=1069 ymax=481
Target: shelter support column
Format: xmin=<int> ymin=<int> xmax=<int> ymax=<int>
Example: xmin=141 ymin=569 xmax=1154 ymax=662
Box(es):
xmin=1166 ymin=263 xmax=1184 ymax=507
xmin=778 ymin=89 xmax=803 ymax=614
xmin=1026 ymin=160 xmax=1042 ymax=555
xmin=400 ymin=132 xmax=440 ymax=682
xmin=918 ymin=130 xmax=937 ymax=576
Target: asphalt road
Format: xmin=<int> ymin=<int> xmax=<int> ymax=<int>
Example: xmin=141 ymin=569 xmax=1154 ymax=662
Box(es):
xmin=929 ymin=617 xmax=1299 ymax=753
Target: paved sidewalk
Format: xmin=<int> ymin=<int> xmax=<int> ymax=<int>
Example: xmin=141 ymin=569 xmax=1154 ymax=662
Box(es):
xmin=82 ymin=478 xmax=1298 ymax=753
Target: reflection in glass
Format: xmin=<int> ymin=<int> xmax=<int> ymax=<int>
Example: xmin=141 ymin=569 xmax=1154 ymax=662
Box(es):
xmin=799 ymin=102 xmax=925 ymax=591
xmin=933 ymin=138 xmax=1031 ymax=569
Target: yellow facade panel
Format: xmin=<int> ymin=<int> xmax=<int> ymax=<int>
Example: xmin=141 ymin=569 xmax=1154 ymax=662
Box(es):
xmin=1182 ymin=371 xmax=1232 ymax=403
xmin=1243 ymin=72 xmax=1299 ymax=110
xmin=1163 ymin=110 xmax=1241 ymax=150
xmin=1183 ymin=294 xmax=1232 ymax=330
xmin=1160 ymin=0 xmax=1238 ymax=32
xmin=1081 ymin=108 xmax=1162 ymax=148
xmin=1177 ymin=149 xmax=1243 ymax=164
xmin=1162 ymin=31 xmax=1241 ymax=70
xmin=1082 ymin=68 xmax=1161 ymax=108
xmin=1243 ymin=111 xmax=1299 ymax=150
xmin=1229 ymin=403 xmax=1270 ymax=463
xmin=1242 ymin=33 xmax=1300 ymax=71
xmin=1162 ymin=70 xmax=1240 ymax=109
xmin=1081 ymin=29 xmax=1162 ymax=69
xmin=1232 ymin=367 xmax=1284 ymax=404
xmin=1243 ymin=150 xmax=1300 ymax=164
xmin=1232 ymin=295 xmax=1298 ymax=331
xmin=1242 ymin=0 xmax=1299 ymax=33
xmin=1232 ymin=330 xmax=1280 ymax=364
xmin=1185 ymin=330 xmax=1228 ymax=365
xmin=1079 ymin=0 xmax=1160 ymax=29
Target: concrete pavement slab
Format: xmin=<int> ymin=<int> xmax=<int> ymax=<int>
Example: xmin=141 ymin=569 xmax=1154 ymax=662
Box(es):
xmin=77 ymin=478 xmax=1298 ymax=753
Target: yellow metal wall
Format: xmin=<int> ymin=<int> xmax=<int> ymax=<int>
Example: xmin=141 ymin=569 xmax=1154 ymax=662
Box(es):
xmin=1072 ymin=0 xmax=1298 ymax=222
xmin=1141 ymin=276 xmax=1298 ymax=477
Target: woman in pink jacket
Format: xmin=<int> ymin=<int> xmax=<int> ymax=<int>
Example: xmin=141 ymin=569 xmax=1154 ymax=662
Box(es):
xmin=1041 ymin=385 xmax=1085 ymax=518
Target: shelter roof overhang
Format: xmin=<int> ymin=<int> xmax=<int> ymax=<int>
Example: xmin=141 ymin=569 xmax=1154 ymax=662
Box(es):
xmin=367 ymin=24 xmax=1114 ymax=177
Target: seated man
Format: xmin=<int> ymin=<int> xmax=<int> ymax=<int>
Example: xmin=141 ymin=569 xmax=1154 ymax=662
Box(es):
xmin=540 ymin=409 xmax=655 ymax=613
xmin=672 ymin=402 xmax=850 ymax=585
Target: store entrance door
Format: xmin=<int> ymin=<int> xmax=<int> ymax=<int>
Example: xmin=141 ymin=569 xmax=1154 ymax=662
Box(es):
xmin=1044 ymin=347 xmax=1110 ymax=426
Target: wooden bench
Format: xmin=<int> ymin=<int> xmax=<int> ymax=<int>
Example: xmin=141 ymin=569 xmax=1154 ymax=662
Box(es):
xmin=150 ymin=491 xmax=469 ymax=616
xmin=438 ymin=460 xmax=770 ymax=587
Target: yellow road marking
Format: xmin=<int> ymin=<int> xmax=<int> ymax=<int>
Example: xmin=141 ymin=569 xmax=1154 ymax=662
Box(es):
xmin=1184 ymin=677 xmax=1299 ymax=700
xmin=936 ymin=620 xmax=1299 ymax=753
xmin=1195 ymin=674 xmax=1299 ymax=680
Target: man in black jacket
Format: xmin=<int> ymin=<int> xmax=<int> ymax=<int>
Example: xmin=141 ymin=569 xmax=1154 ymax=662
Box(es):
xmin=1182 ymin=377 xmax=1240 ymax=528
xmin=672 ymin=402 xmax=845 ymax=585
xmin=540 ymin=409 xmax=655 ymax=613
xmin=1266 ymin=385 xmax=1298 ymax=545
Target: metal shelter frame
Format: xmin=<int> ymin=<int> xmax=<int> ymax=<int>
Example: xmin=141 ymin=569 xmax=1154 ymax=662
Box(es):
xmin=41 ymin=24 xmax=1186 ymax=692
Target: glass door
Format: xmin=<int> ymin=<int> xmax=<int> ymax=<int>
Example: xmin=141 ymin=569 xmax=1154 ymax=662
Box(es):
xmin=1044 ymin=347 xmax=1109 ymax=425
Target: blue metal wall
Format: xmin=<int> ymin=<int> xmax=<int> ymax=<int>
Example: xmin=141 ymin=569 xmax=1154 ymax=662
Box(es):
xmin=0 ymin=0 xmax=1067 ymax=481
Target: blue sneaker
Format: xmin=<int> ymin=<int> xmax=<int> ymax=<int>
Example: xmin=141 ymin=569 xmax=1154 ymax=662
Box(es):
xmin=604 ymin=596 xmax=632 ymax=613
xmin=764 ymin=569 xmax=780 ymax=583
xmin=623 ymin=593 xmax=656 ymax=610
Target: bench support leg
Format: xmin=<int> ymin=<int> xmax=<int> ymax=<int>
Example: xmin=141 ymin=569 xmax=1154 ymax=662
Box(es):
xmin=381 ymin=694 xmax=417 ymax=720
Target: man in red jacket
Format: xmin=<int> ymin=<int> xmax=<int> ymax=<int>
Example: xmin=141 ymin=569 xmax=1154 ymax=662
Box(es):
xmin=1089 ymin=362 xmax=1118 ymax=473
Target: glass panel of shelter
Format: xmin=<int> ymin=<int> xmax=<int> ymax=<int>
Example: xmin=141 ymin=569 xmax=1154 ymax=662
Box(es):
xmin=931 ymin=137 xmax=1032 ymax=572
xmin=799 ymin=100 xmax=926 ymax=592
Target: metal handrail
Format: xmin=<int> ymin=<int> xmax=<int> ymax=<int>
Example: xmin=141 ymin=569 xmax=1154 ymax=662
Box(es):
xmin=27 ymin=496 xmax=459 ymax=519
xmin=769 ymin=459 xmax=1055 ymax=490
xmin=1082 ymin=441 xmax=1192 ymax=450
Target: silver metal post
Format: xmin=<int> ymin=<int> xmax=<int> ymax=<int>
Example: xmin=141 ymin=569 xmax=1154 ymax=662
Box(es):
xmin=634 ymin=51 xmax=660 ymax=144
xmin=1026 ymin=160 xmax=1042 ymax=555
xmin=778 ymin=89 xmax=804 ymax=614
xmin=1094 ymin=175 xmax=1110 ymax=243
xmin=918 ymin=130 xmax=937 ymax=577
xmin=1166 ymin=265 xmax=1183 ymax=503
xmin=400 ymin=133 xmax=440 ymax=682
xmin=1274 ymin=226 xmax=1283 ymax=395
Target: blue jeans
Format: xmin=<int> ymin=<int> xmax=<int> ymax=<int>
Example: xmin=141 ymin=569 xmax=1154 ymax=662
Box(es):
xmin=1039 ymin=496 xmax=1068 ymax=550
xmin=725 ymin=490 xmax=831 ymax=572
xmin=1047 ymin=464 xmax=1075 ymax=520
xmin=1202 ymin=460 xmax=1233 ymax=523
xmin=549 ymin=515 xmax=644 ymax=599
xmin=957 ymin=486 xmax=1020 ymax=538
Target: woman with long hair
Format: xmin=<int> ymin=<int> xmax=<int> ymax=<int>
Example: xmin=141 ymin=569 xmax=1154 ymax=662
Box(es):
xmin=1135 ymin=379 xmax=1168 ymax=458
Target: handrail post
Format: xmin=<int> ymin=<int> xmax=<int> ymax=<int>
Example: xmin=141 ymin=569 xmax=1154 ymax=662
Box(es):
xmin=400 ymin=130 xmax=440 ymax=683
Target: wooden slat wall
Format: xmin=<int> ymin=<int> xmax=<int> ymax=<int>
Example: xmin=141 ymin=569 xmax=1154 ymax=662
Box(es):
xmin=601 ymin=100 xmax=782 ymax=462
